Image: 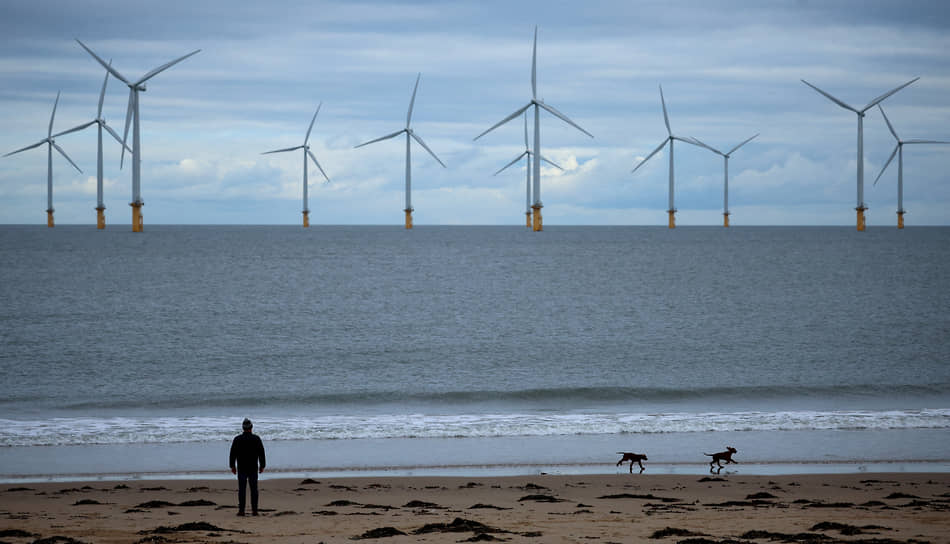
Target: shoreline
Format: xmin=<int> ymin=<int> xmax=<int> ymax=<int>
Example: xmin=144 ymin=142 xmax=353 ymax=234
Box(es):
xmin=4 ymin=428 xmax=948 ymax=484
xmin=4 ymin=461 xmax=950 ymax=485
xmin=2 ymin=473 xmax=947 ymax=543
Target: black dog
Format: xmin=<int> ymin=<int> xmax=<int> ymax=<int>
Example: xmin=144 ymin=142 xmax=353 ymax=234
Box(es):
xmin=704 ymin=446 xmax=738 ymax=473
xmin=616 ymin=452 xmax=648 ymax=474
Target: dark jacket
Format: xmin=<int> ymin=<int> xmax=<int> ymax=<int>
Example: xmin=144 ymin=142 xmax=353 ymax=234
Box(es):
xmin=229 ymin=431 xmax=266 ymax=473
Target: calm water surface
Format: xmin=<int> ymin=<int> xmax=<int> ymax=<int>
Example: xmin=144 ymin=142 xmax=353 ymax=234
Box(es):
xmin=1 ymin=225 xmax=948 ymax=479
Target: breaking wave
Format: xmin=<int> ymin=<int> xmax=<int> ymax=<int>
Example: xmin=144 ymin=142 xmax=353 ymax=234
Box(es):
xmin=2 ymin=408 xmax=949 ymax=447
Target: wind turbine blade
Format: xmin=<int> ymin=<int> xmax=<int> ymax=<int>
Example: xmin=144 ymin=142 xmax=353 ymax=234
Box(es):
xmin=523 ymin=111 xmax=529 ymax=148
xmin=307 ymin=149 xmax=330 ymax=182
xmin=800 ymin=79 xmax=859 ymax=113
xmin=726 ymin=133 xmax=759 ymax=156
xmin=873 ymin=144 xmax=899 ymax=186
xmin=120 ymin=89 xmax=133 ymax=169
xmin=76 ymin=39 xmax=131 ymax=85
xmin=48 ymin=91 xmax=60 ymax=138
xmin=659 ymin=85 xmax=671 ymax=136
xmin=52 ymin=120 xmax=97 ymax=139
xmin=877 ymin=105 xmax=899 ymax=141
xmin=631 ymin=140 xmax=668 ymax=174
xmin=4 ymin=139 xmax=48 ymax=157
xmin=52 ymin=141 xmax=82 ymax=173
xmin=493 ymin=152 xmax=528 ymax=176
xmin=862 ymin=77 xmax=919 ymax=112
xmin=355 ymin=129 xmax=405 ymax=148
xmin=537 ymin=102 xmax=594 ymax=138
xmin=531 ymin=26 xmax=538 ymax=100
xmin=406 ymin=73 xmax=420 ymax=127
xmin=540 ymin=154 xmax=563 ymax=170
xmin=262 ymin=145 xmax=303 ymax=154
xmin=674 ymin=135 xmax=708 ymax=149
xmin=473 ymin=103 xmax=531 ymax=141
xmin=304 ymin=102 xmax=321 ymax=145
xmin=410 ymin=131 xmax=446 ymax=167
xmin=685 ymin=135 xmax=722 ymax=155
xmin=97 ymin=62 xmax=111 ymax=117
xmin=905 ymin=139 xmax=950 ymax=144
xmin=136 ymin=49 xmax=202 ymax=85
xmin=102 ymin=122 xmax=131 ymax=153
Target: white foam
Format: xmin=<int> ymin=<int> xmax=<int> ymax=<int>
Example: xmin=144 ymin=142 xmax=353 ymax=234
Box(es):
xmin=2 ymin=408 xmax=949 ymax=447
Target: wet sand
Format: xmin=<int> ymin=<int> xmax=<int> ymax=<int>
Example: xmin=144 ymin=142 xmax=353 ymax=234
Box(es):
xmin=1 ymin=473 xmax=948 ymax=543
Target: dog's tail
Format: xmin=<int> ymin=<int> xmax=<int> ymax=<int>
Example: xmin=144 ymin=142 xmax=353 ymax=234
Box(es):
xmin=703 ymin=452 xmax=714 ymax=456
xmin=616 ymin=452 xmax=628 ymax=455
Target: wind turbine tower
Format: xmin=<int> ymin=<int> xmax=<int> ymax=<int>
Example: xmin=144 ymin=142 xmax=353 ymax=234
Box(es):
xmin=355 ymin=73 xmax=445 ymax=229
xmin=77 ymin=39 xmax=200 ymax=232
xmin=262 ymin=103 xmax=331 ymax=227
xmin=873 ymin=105 xmax=950 ymax=229
xmin=474 ymin=26 xmax=593 ymax=232
xmin=690 ymin=134 xmax=758 ymax=227
xmin=801 ymin=77 xmax=917 ymax=231
xmin=3 ymin=91 xmax=83 ymax=227
xmin=493 ymin=112 xmax=563 ymax=227
xmin=631 ymin=85 xmax=707 ymax=228
xmin=53 ymin=65 xmax=131 ymax=229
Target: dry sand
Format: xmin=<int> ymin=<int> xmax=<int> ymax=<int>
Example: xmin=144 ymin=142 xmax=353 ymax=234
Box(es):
xmin=1 ymin=473 xmax=948 ymax=543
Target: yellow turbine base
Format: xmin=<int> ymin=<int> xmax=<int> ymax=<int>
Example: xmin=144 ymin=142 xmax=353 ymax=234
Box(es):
xmin=668 ymin=210 xmax=676 ymax=229
xmin=96 ymin=207 xmax=105 ymax=230
xmin=131 ymin=203 xmax=143 ymax=232
xmin=856 ymin=207 xmax=866 ymax=232
xmin=303 ymin=210 xmax=310 ymax=228
xmin=47 ymin=210 xmax=54 ymax=228
xmin=532 ymin=205 xmax=542 ymax=232
xmin=898 ymin=211 xmax=905 ymax=229
xmin=723 ymin=213 xmax=730 ymax=228
xmin=525 ymin=211 xmax=532 ymax=229
xmin=405 ymin=209 xmax=413 ymax=230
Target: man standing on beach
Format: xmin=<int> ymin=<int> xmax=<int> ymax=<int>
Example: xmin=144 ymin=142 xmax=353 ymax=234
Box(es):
xmin=229 ymin=418 xmax=266 ymax=516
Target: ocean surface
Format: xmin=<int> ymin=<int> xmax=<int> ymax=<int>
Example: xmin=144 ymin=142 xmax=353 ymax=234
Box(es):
xmin=1 ymin=225 xmax=948 ymax=481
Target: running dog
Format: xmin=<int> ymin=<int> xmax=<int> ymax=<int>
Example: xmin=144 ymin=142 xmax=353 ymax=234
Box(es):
xmin=616 ymin=452 xmax=648 ymax=474
xmin=704 ymin=446 xmax=738 ymax=472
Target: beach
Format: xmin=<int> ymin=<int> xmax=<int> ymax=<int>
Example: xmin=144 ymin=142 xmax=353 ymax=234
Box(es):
xmin=2 ymin=473 xmax=948 ymax=543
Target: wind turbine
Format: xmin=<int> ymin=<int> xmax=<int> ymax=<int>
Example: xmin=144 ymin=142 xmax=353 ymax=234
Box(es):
xmin=493 ymin=111 xmax=563 ymax=228
xmin=3 ymin=91 xmax=82 ymax=227
xmin=689 ymin=134 xmax=758 ymax=227
xmin=52 ymin=64 xmax=132 ymax=229
xmin=873 ymin=104 xmax=950 ymax=229
xmin=354 ymin=73 xmax=445 ymax=229
xmin=262 ymin=103 xmax=331 ymax=227
xmin=631 ymin=85 xmax=707 ymax=228
xmin=801 ymin=77 xmax=918 ymax=231
xmin=76 ymin=39 xmax=200 ymax=232
xmin=474 ymin=26 xmax=593 ymax=232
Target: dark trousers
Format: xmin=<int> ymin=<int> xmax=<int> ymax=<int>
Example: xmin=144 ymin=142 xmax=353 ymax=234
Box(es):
xmin=237 ymin=470 xmax=258 ymax=513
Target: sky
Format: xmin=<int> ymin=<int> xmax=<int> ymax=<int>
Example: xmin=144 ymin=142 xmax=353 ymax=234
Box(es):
xmin=1 ymin=0 xmax=949 ymax=227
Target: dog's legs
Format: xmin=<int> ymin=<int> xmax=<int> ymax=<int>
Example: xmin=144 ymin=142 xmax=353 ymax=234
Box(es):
xmin=637 ymin=460 xmax=645 ymax=474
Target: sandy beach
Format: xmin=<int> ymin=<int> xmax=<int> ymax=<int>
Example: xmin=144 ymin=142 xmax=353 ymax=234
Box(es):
xmin=1 ymin=473 xmax=947 ymax=543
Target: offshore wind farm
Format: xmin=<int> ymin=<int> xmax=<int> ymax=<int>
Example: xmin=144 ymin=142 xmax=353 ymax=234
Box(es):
xmin=3 ymin=4 xmax=950 ymax=229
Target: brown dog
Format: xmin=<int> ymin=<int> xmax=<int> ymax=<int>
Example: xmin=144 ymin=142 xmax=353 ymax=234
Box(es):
xmin=616 ymin=452 xmax=648 ymax=474
xmin=704 ymin=446 xmax=738 ymax=471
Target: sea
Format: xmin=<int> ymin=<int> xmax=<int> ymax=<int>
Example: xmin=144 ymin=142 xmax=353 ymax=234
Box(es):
xmin=1 ymin=225 xmax=948 ymax=482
